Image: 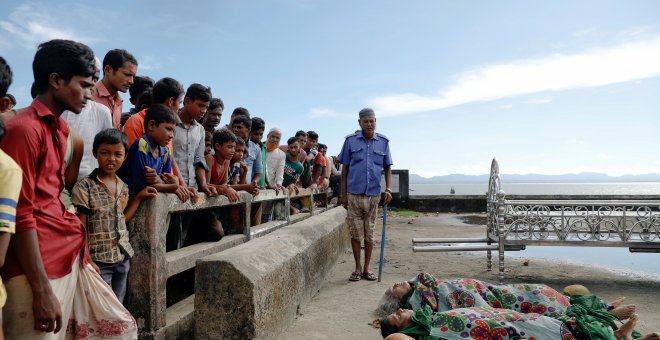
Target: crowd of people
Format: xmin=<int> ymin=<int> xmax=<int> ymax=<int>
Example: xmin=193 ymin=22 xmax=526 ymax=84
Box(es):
xmin=0 ymin=39 xmax=357 ymax=339
xmin=377 ymin=273 xmax=660 ymax=340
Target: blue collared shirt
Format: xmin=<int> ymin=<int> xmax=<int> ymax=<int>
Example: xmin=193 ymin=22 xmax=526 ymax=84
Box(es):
xmin=119 ymin=134 xmax=173 ymax=195
xmin=338 ymin=132 xmax=392 ymax=197
xmin=244 ymin=140 xmax=263 ymax=183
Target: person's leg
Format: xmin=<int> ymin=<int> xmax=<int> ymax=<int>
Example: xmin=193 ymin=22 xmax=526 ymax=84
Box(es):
xmin=361 ymin=195 xmax=380 ymax=280
xmin=613 ymin=314 xmax=638 ymax=340
xmin=96 ymin=261 xmax=116 ymax=288
xmin=347 ymin=193 xmax=365 ymax=280
xmin=112 ymin=256 xmax=130 ymax=304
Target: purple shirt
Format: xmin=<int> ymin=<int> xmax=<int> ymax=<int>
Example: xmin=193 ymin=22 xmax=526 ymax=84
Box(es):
xmin=338 ymin=132 xmax=392 ymax=197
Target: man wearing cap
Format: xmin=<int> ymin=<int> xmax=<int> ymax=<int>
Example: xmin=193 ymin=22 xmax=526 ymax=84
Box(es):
xmin=338 ymin=108 xmax=393 ymax=281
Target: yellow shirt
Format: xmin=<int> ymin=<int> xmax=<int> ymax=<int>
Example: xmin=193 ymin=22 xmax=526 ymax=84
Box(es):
xmin=0 ymin=148 xmax=22 ymax=307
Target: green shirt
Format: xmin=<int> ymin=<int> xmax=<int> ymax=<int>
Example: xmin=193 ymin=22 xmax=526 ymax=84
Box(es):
xmin=283 ymin=155 xmax=303 ymax=187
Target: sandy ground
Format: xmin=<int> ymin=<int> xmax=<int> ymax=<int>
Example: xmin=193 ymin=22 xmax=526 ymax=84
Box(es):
xmin=279 ymin=211 xmax=660 ymax=339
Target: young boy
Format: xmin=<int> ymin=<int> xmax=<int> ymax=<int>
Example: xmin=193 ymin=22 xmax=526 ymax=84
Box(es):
xmin=231 ymin=116 xmax=260 ymax=195
xmin=228 ymin=138 xmax=247 ymax=186
xmin=283 ymin=137 xmax=305 ymax=215
xmin=119 ymin=104 xmax=180 ymax=196
xmin=72 ymin=129 xmax=157 ymax=303
xmin=204 ymin=131 xmax=213 ymax=156
xmin=206 ymin=129 xmax=239 ymax=200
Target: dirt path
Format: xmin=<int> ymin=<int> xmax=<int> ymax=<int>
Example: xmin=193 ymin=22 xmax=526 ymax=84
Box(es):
xmin=279 ymin=212 xmax=660 ymax=339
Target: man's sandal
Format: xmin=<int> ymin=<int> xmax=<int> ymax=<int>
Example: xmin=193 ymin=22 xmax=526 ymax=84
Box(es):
xmin=362 ymin=271 xmax=377 ymax=281
xmin=349 ymin=272 xmax=361 ymax=281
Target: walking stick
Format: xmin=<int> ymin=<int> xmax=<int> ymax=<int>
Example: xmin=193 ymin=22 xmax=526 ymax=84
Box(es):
xmin=377 ymin=204 xmax=388 ymax=282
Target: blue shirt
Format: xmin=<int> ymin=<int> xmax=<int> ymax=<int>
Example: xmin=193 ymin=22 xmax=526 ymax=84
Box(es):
xmin=119 ymin=134 xmax=173 ymax=195
xmin=244 ymin=140 xmax=263 ymax=183
xmin=338 ymin=132 xmax=392 ymax=197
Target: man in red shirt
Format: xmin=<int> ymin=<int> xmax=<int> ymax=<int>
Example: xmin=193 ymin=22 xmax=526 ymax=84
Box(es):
xmin=92 ymin=49 xmax=137 ymax=129
xmin=0 ymin=39 xmax=136 ymax=338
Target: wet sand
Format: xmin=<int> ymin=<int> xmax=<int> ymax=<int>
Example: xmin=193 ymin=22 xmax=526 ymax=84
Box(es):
xmin=279 ymin=212 xmax=660 ymax=339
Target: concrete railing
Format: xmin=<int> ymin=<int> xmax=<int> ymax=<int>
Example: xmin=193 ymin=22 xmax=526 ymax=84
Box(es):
xmin=126 ymin=186 xmax=338 ymax=339
xmin=195 ymin=207 xmax=349 ymax=339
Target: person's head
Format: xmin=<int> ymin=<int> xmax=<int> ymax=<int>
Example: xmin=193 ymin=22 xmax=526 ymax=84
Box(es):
xmin=305 ymin=130 xmax=318 ymax=149
xmin=231 ymin=115 xmax=251 ymax=140
xmin=249 ymin=117 xmax=265 ymax=144
xmin=380 ymin=309 xmax=413 ymax=338
xmin=203 ymin=98 xmax=224 ymax=131
xmin=101 ymin=49 xmax=137 ymax=93
xmin=4 ymin=93 xmax=16 ymax=111
xmin=144 ymin=104 xmax=177 ymax=147
xmin=317 ymin=143 xmax=327 ymax=155
xmin=376 ymin=281 xmax=411 ymax=317
xmin=136 ymin=88 xmax=153 ymax=111
xmin=0 ymin=120 xmax=5 ymax=143
xmin=358 ymin=108 xmax=377 ymax=137
xmin=295 ymin=130 xmax=307 ymax=147
xmin=183 ymin=83 xmax=212 ymax=120
xmin=212 ymin=128 xmax=237 ymax=161
xmin=204 ymin=131 xmax=213 ymax=156
xmin=129 ymin=75 xmax=154 ymax=106
xmin=266 ymin=128 xmax=282 ymax=146
xmin=92 ymin=128 xmax=129 ymax=175
xmin=32 ymin=39 xmax=96 ymax=114
xmin=0 ymin=57 xmax=11 ymax=99
xmin=287 ymin=136 xmax=301 ymax=157
xmin=152 ymin=77 xmax=184 ymax=113
xmin=229 ymin=107 xmax=250 ymax=126
xmin=232 ymin=138 xmax=246 ymax=162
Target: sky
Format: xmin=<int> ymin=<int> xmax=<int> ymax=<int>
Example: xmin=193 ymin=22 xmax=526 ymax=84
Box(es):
xmin=1 ymin=0 xmax=659 ymax=177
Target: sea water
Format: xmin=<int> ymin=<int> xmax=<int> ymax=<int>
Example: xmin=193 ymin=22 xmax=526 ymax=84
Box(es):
xmin=410 ymin=182 xmax=660 ymax=196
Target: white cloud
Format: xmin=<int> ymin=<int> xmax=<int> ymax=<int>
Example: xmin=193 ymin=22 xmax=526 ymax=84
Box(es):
xmin=0 ymin=3 xmax=98 ymax=49
xmin=596 ymin=153 xmax=610 ymax=160
xmin=499 ymin=104 xmax=513 ymax=109
xmin=369 ymin=35 xmax=660 ymax=117
xmin=526 ymin=98 xmax=552 ymax=104
xmin=138 ymin=56 xmax=162 ymax=71
xmin=309 ymin=107 xmax=337 ymax=119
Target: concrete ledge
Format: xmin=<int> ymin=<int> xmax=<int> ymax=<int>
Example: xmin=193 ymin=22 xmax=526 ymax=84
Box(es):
xmin=194 ymin=207 xmax=349 ymax=339
xmin=250 ymin=220 xmax=289 ymax=238
xmin=288 ymin=212 xmax=312 ymax=224
xmin=166 ymin=234 xmax=246 ymax=277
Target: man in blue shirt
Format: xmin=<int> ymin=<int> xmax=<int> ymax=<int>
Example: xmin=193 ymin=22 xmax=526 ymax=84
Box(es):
xmin=338 ymin=108 xmax=393 ymax=282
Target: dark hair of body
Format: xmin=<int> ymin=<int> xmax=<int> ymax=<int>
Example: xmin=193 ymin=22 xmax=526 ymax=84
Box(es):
xmin=295 ymin=130 xmax=307 ymax=138
xmin=213 ymin=128 xmax=238 ymax=146
xmin=380 ymin=317 xmax=401 ymax=338
xmin=152 ymin=77 xmax=184 ymax=104
xmin=93 ymin=128 xmax=129 ymax=153
xmin=232 ymin=107 xmax=250 ymax=118
xmin=232 ymin=115 xmax=252 ymax=130
xmin=287 ymin=137 xmax=299 ymax=146
xmin=0 ymin=56 xmax=12 ymax=97
xmin=33 ymin=39 xmax=96 ymax=95
xmin=129 ymin=75 xmax=154 ymax=99
xmin=102 ymin=49 xmax=138 ymax=74
xmin=136 ymin=89 xmax=153 ymax=111
xmin=144 ymin=104 xmax=177 ymax=130
xmin=307 ymin=130 xmax=319 ymax=141
xmin=185 ymin=83 xmax=212 ymax=102
xmin=209 ymin=98 xmax=224 ymax=111
xmin=251 ymin=117 xmax=265 ymax=132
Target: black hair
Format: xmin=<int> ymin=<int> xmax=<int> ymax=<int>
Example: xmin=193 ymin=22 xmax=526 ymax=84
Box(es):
xmin=232 ymin=107 xmax=250 ymax=118
xmin=33 ymin=39 xmax=96 ymax=95
xmin=6 ymin=93 xmax=16 ymax=105
xmin=317 ymin=143 xmax=327 ymax=152
xmin=152 ymin=77 xmax=184 ymax=104
xmin=232 ymin=115 xmax=251 ymax=130
xmin=209 ymin=98 xmax=224 ymax=111
xmin=30 ymin=82 xmax=37 ymax=99
xmin=185 ymin=83 xmax=212 ymax=103
xmin=307 ymin=130 xmax=319 ymax=141
xmin=0 ymin=57 xmax=12 ymax=97
xmin=102 ymin=49 xmax=137 ymax=74
xmin=0 ymin=120 xmax=5 ymax=143
xmin=212 ymin=128 xmax=238 ymax=147
xmin=287 ymin=137 xmax=299 ymax=146
xmin=129 ymin=75 xmax=154 ymax=99
xmin=136 ymin=89 xmax=153 ymax=110
xmin=295 ymin=130 xmax=307 ymax=138
xmin=144 ymin=104 xmax=177 ymax=130
xmin=379 ymin=317 xmax=401 ymax=338
xmin=250 ymin=117 xmax=265 ymax=132
xmin=93 ymin=128 xmax=129 ymax=153
xmin=204 ymin=130 xmax=213 ymax=141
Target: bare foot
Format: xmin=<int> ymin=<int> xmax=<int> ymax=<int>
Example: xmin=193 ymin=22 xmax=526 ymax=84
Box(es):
xmin=608 ymin=296 xmax=625 ymax=308
xmin=610 ymin=304 xmax=636 ymax=320
xmin=613 ymin=314 xmax=639 ymax=340
xmin=386 ymin=334 xmax=415 ymax=340
xmin=638 ymin=332 xmax=660 ymax=340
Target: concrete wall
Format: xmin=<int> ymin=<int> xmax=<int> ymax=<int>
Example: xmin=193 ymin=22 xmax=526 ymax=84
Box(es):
xmin=194 ymin=207 xmax=349 ymax=339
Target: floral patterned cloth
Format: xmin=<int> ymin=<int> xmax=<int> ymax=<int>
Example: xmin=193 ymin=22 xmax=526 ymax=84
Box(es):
xmin=405 ymin=274 xmax=570 ymax=319
xmin=402 ymin=305 xmax=575 ymax=340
